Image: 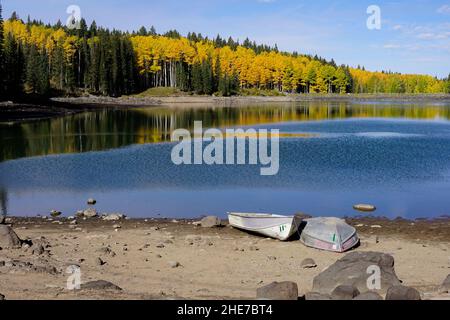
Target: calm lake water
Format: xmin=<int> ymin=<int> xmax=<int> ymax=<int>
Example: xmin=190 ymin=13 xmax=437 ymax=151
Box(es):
xmin=1 ymin=101 xmax=450 ymax=219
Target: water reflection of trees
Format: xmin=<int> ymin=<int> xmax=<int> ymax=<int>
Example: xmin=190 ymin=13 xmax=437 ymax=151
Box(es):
xmin=1 ymin=102 xmax=449 ymax=162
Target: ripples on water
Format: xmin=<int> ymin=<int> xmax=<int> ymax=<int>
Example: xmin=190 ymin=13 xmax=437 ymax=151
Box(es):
xmin=1 ymin=101 xmax=450 ymax=219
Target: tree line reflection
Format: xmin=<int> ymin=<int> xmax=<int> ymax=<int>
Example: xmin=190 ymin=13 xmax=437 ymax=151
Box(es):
xmin=1 ymin=102 xmax=450 ymax=162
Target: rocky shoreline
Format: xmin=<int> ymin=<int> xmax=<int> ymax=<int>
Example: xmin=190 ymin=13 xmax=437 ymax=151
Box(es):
xmin=1 ymin=215 xmax=449 ymax=300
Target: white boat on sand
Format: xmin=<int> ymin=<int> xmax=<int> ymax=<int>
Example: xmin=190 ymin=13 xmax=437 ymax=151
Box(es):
xmin=299 ymin=217 xmax=359 ymax=253
xmin=228 ymin=212 xmax=302 ymax=241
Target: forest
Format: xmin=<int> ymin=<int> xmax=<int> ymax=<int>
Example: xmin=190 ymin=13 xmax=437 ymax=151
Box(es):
xmin=1 ymin=6 xmax=450 ymax=99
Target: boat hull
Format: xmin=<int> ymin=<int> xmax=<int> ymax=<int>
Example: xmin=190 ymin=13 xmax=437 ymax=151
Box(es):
xmin=228 ymin=213 xmax=301 ymax=241
xmin=300 ymin=232 xmax=359 ymax=253
xmin=299 ymin=217 xmax=360 ymax=252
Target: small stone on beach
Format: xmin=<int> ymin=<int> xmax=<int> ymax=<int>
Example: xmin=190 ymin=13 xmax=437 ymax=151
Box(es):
xmin=96 ymin=257 xmax=105 ymax=266
xmin=301 ymin=258 xmax=317 ymax=269
xmin=169 ymin=261 xmax=180 ymax=268
xmin=50 ymin=210 xmax=62 ymax=218
xmin=103 ymin=213 xmax=125 ymax=221
xmin=200 ymin=216 xmax=222 ymax=228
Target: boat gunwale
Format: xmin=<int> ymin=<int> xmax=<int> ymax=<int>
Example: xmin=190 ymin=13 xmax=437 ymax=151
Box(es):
xmin=229 ymin=222 xmax=299 ymax=232
xmin=228 ymin=212 xmax=296 ymax=219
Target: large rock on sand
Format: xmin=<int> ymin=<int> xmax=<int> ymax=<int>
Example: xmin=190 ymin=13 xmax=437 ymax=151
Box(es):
xmin=385 ymin=285 xmax=421 ymax=300
xmin=331 ymin=285 xmax=360 ymax=300
xmin=200 ymin=216 xmax=222 ymax=228
xmin=304 ymin=292 xmax=332 ymax=300
xmin=439 ymin=274 xmax=450 ymax=293
xmin=353 ymin=292 xmax=383 ymax=300
xmin=77 ymin=208 xmax=97 ymax=218
xmin=312 ymin=251 xmax=401 ymax=295
xmin=80 ymin=280 xmax=122 ymax=291
xmin=102 ymin=213 xmax=125 ymax=221
xmin=0 ymin=225 xmax=21 ymax=249
xmin=256 ymin=281 xmax=298 ymax=300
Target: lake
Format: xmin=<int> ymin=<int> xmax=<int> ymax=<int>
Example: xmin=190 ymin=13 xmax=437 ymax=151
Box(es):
xmin=1 ymin=100 xmax=450 ymax=220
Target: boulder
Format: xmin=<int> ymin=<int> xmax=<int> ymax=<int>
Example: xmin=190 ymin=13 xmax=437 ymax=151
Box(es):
xmin=200 ymin=216 xmax=222 ymax=228
xmin=385 ymin=285 xmax=421 ymax=300
xmin=353 ymin=292 xmax=383 ymax=300
xmin=301 ymin=258 xmax=317 ymax=269
xmin=439 ymin=274 xmax=450 ymax=293
xmin=102 ymin=213 xmax=125 ymax=221
xmin=80 ymin=280 xmax=122 ymax=291
xmin=50 ymin=210 xmax=62 ymax=218
xmin=31 ymin=244 xmax=45 ymax=256
xmin=304 ymin=292 xmax=332 ymax=300
xmin=0 ymin=215 xmax=5 ymax=224
xmin=331 ymin=285 xmax=360 ymax=300
xmin=81 ymin=208 xmax=97 ymax=218
xmin=256 ymin=281 xmax=298 ymax=300
xmin=312 ymin=251 xmax=401 ymax=295
xmin=0 ymin=225 xmax=22 ymax=249
xmin=0 ymin=293 xmax=4 ymax=300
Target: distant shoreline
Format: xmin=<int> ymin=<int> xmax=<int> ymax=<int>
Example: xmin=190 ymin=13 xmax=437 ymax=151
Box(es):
xmin=53 ymin=93 xmax=450 ymax=106
xmin=1 ymin=93 xmax=450 ymax=123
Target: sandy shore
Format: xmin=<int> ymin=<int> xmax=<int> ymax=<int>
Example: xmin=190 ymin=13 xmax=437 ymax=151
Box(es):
xmin=0 ymin=216 xmax=449 ymax=300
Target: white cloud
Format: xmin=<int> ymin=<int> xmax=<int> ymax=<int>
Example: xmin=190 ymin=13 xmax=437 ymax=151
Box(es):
xmin=417 ymin=32 xmax=450 ymax=40
xmin=437 ymin=4 xmax=450 ymax=14
xmin=383 ymin=44 xmax=402 ymax=49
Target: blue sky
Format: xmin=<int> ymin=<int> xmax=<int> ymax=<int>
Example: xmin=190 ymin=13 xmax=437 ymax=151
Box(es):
xmin=2 ymin=0 xmax=450 ymax=78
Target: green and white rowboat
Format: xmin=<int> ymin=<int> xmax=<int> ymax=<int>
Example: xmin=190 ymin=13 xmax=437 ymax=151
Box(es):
xmin=228 ymin=212 xmax=302 ymax=241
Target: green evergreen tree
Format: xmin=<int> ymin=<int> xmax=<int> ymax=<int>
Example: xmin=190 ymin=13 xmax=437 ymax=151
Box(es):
xmin=89 ymin=21 xmax=97 ymax=37
xmin=98 ymin=33 xmax=112 ymax=95
xmin=0 ymin=2 xmax=4 ymax=96
xmin=3 ymin=33 xmax=24 ymax=96
xmin=25 ymin=44 xmax=42 ymax=94
xmin=201 ymin=56 xmax=213 ymax=95
xmin=176 ymin=62 xmax=190 ymax=92
xmin=138 ymin=26 xmax=147 ymax=36
xmin=213 ymin=56 xmax=221 ymax=93
xmin=51 ymin=45 xmax=65 ymax=91
xmin=191 ymin=62 xmax=203 ymax=94
xmin=25 ymin=45 xmax=36 ymax=93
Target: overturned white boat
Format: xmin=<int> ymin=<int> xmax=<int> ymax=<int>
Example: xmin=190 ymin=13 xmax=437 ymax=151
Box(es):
xmin=299 ymin=217 xmax=359 ymax=253
xmin=228 ymin=212 xmax=302 ymax=241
